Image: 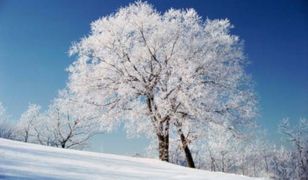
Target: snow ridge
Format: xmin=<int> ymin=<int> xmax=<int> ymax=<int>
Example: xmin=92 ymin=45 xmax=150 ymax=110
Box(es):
xmin=0 ymin=138 xmax=261 ymax=180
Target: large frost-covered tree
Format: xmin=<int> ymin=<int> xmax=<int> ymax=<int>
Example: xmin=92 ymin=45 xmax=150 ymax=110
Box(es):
xmin=68 ymin=1 xmax=256 ymax=163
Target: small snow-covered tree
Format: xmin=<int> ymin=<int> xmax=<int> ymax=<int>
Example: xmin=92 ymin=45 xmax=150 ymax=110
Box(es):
xmin=15 ymin=91 xmax=101 ymax=149
xmin=203 ymin=124 xmax=240 ymax=172
xmin=16 ymin=104 xmax=41 ymax=142
xmin=0 ymin=102 xmax=15 ymax=139
xmin=44 ymin=90 xmax=101 ymax=149
xmin=30 ymin=112 xmax=58 ymax=146
xmin=270 ymin=146 xmax=294 ymax=179
xmin=68 ymin=1 xmax=256 ymax=163
xmin=279 ymin=118 xmax=308 ymax=179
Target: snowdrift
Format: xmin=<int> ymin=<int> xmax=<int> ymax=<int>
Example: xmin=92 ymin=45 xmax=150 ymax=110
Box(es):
xmin=0 ymin=138 xmax=261 ymax=179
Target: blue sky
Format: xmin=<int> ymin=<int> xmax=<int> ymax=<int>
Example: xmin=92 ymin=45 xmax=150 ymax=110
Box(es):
xmin=0 ymin=0 xmax=307 ymax=155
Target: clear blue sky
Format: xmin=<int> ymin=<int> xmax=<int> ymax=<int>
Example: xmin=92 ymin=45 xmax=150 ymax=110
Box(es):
xmin=0 ymin=0 xmax=307 ymax=155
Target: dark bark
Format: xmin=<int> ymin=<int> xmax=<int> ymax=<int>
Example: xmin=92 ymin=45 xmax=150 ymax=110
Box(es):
xmin=221 ymin=154 xmax=225 ymax=172
xmin=158 ymin=118 xmax=170 ymax=162
xmin=158 ymin=133 xmax=169 ymax=162
xmin=24 ymin=131 xmax=29 ymax=142
xmin=211 ymin=156 xmax=216 ymax=171
xmin=179 ymin=132 xmax=195 ymax=168
xmin=61 ymin=142 xmax=66 ymax=148
xmin=175 ymin=120 xmax=196 ymax=168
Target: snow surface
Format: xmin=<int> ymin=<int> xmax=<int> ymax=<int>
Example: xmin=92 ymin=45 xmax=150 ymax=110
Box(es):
xmin=0 ymin=138 xmax=262 ymax=180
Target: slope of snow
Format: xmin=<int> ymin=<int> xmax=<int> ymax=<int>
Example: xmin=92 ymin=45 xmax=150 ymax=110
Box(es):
xmin=0 ymin=138 xmax=262 ymax=180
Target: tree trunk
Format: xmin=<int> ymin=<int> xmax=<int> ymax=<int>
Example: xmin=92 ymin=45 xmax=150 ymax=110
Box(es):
xmin=253 ymin=161 xmax=256 ymax=177
xmin=211 ymin=156 xmax=216 ymax=171
xmin=179 ymin=132 xmax=195 ymax=168
xmin=264 ymin=155 xmax=269 ymax=174
xmin=146 ymin=95 xmax=170 ymax=162
xmin=221 ymin=154 xmax=225 ymax=172
xmin=61 ymin=141 xmax=66 ymax=148
xmin=24 ymin=131 xmax=29 ymax=142
xmin=157 ymin=133 xmax=169 ymax=162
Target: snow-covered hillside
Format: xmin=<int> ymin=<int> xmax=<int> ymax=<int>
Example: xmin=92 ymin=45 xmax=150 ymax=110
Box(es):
xmin=0 ymin=138 xmax=261 ymax=180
